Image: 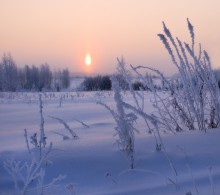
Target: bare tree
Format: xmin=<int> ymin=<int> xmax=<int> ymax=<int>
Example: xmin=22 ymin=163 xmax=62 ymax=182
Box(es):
xmin=1 ymin=53 xmax=18 ymax=91
xmin=61 ymin=68 xmax=70 ymax=89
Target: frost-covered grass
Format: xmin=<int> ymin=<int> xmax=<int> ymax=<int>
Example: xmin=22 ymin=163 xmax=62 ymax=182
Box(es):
xmin=0 ymin=91 xmax=220 ymax=195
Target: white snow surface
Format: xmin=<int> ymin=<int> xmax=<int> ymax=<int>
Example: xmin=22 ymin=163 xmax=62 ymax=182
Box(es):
xmin=0 ymin=91 xmax=220 ymax=195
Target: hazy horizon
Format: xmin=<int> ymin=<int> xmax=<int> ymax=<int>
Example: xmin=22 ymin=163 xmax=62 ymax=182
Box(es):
xmin=1 ymin=0 xmax=220 ymax=76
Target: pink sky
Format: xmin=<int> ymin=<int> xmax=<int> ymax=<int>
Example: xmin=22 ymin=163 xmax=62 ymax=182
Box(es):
xmin=0 ymin=0 xmax=220 ymax=75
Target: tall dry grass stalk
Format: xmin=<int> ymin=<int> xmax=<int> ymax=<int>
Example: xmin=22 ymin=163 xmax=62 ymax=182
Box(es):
xmin=4 ymin=94 xmax=65 ymax=195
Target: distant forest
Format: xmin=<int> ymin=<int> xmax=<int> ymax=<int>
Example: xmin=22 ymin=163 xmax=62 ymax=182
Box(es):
xmin=0 ymin=53 xmax=70 ymax=92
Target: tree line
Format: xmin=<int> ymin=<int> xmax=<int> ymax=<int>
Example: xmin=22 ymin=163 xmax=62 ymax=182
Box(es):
xmin=0 ymin=53 xmax=70 ymax=92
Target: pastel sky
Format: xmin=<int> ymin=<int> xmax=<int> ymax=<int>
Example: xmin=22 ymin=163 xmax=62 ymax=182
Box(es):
xmin=0 ymin=0 xmax=220 ymax=75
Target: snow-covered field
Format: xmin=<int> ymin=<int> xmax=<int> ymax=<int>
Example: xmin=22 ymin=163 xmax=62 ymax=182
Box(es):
xmin=0 ymin=91 xmax=220 ymax=195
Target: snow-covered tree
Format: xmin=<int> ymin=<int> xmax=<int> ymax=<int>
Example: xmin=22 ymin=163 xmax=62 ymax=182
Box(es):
xmin=61 ymin=68 xmax=70 ymax=89
xmin=39 ymin=63 xmax=52 ymax=91
xmin=1 ymin=53 xmax=18 ymax=91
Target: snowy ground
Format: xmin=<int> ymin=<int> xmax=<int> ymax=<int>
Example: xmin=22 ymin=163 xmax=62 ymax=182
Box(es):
xmin=0 ymin=91 xmax=220 ymax=195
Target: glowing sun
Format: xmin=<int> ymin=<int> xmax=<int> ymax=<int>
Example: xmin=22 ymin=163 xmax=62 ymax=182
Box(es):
xmin=85 ymin=53 xmax=92 ymax=66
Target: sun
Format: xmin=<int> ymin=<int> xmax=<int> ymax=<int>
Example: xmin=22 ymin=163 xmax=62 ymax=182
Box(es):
xmin=85 ymin=53 xmax=92 ymax=66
